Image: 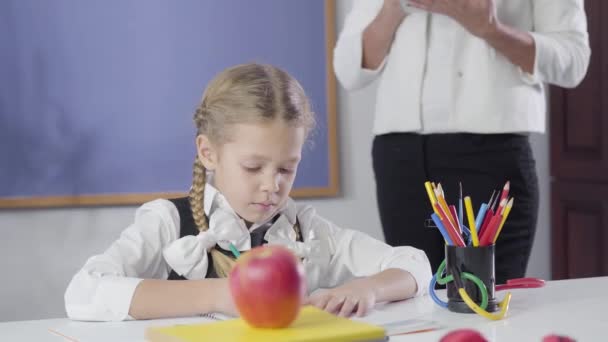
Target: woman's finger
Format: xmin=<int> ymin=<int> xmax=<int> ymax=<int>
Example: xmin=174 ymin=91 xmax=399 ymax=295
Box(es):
xmin=408 ymin=0 xmax=434 ymax=6
xmin=406 ymin=0 xmax=433 ymax=11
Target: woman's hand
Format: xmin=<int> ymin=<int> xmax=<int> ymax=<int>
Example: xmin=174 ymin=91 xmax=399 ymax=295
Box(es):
xmin=408 ymin=0 xmax=499 ymax=39
xmin=379 ymin=0 xmax=408 ymax=23
xmin=383 ymin=0 xmax=406 ymax=15
xmin=305 ymin=277 xmax=377 ymax=317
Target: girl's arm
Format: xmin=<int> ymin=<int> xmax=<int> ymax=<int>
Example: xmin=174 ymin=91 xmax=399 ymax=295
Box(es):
xmin=364 ymin=267 xmax=418 ymax=302
xmin=307 ymin=268 xmax=417 ymax=317
xmin=300 ymin=207 xmax=432 ymax=317
xmin=320 ymin=226 xmax=432 ymax=298
xmin=65 ymin=200 xmax=234 ymax=321
xmin=129 ymin=278 xmax=236 ymax=320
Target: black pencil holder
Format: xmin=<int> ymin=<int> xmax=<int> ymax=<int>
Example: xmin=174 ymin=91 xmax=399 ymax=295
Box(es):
xmin=445 ymin=244 xmax=498 ymax=313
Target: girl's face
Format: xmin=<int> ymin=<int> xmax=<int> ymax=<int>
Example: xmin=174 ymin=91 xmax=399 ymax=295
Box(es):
xmin=198 ymin=120 xmax=306 ymax=226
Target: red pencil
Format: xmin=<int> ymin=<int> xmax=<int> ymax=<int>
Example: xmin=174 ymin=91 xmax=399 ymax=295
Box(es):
xmin=498 ymin=181 xmax=510 ymax=207
xmin=495 ymin=198 xmax=508 ymax=217
xmin=478 ymin=207 xmax=494 ymax=236
xmin=480 ymin=214 xmax=502 ymax=246
xmin=449 ymin=205 xmax=462 ymax=235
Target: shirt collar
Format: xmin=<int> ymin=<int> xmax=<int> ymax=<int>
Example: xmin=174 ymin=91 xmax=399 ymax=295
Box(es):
xmin=202 ymin=182 xmax=220 ymax=217
xmin=201 ymin=182 xmax=297 ymax=231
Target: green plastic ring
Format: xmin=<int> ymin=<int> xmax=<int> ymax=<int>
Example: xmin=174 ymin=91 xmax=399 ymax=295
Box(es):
xmin=434 ymin=259 xmax=489 ymax=310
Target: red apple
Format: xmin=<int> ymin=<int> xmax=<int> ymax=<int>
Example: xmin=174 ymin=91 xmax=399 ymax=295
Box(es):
xmin=228 ymin=245 xmax=306 ymax=328
xmin=543 ymin=335 xmax=576 ymax=342
xmin=440 ymin=329 xmax=488 ymax=342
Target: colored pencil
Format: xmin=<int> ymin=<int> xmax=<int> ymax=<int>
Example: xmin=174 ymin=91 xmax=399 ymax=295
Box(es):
xmin=464 ymin=196 xmax=480 ymax=247
xmin=493 ymin=198 xmax=514 ymax=244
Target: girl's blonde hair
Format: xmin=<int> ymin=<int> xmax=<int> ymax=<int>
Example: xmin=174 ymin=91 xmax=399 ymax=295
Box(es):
xmin=188 ymin=63 xmax=315 ymax=277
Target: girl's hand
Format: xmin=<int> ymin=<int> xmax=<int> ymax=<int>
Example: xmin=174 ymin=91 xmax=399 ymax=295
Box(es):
xmin=305 ymin=278 xmax=377 ymax=317
xmin=408 ymin=0 xmax=499 ymax=39
xmin=212 ymin=278 xmax=239 ymax=317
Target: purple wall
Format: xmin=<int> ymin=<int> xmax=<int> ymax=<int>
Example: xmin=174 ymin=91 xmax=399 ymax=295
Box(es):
xmin=0 ymin=0 xmax=331 ymax=197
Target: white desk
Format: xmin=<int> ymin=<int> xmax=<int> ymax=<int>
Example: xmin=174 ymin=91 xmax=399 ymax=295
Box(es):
xmin=1 ymin=277 xmax=606 ymax=341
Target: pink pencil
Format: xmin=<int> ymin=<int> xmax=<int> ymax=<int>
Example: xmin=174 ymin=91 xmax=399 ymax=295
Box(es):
xmin=498 ymin=181 xmax=510 ymax=206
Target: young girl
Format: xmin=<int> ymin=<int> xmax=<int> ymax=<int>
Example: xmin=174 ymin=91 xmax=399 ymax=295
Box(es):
xmin=64 ymin=63 xmax=431 ymax=321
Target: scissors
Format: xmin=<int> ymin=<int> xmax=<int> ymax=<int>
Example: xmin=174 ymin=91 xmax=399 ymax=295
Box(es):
xmin=496 ymin=277 xmax=545 ymax=291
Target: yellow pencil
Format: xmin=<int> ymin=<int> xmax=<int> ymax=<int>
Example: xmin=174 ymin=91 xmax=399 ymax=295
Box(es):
xmin=464 ymin=196 xmax=480 ymax=247
xmin=424 ymin=181 xmax=440 ymax=215
xmin=493 ymin=198 xmax=514 ymax=244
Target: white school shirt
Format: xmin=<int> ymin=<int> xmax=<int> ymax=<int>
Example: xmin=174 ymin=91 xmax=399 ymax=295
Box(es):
xmin=333 ymin=0 xmax=590 ymax=134
xmin=64 ymin=184 xmax=432 ymax=321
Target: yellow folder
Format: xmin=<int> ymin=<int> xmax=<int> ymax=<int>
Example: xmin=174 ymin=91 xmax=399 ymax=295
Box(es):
xmin=146 ymin=306 xmax=386 ymax=342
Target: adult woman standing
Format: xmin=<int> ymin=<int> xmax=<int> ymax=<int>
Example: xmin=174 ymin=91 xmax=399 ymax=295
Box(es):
xmin=334 ymin=0 xmax=590 ymax=283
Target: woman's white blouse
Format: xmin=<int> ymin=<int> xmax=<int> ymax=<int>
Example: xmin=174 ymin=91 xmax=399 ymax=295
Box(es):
xmin=64 ymin=185 xmax=432 ymax=321
xmin=334 ymin=0 xmax=590 ymax=135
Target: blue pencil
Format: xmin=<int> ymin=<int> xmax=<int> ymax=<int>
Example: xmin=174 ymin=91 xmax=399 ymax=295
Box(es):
xmin=458 ymin=183 xmax=464 ymax=232
xmin=475 ymin=203 xmax=489 ymax=236
xmin=461 ymin=225 xmax=472 ymax=245
xmin=431 ymin=213 xmax=454 ymax=245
